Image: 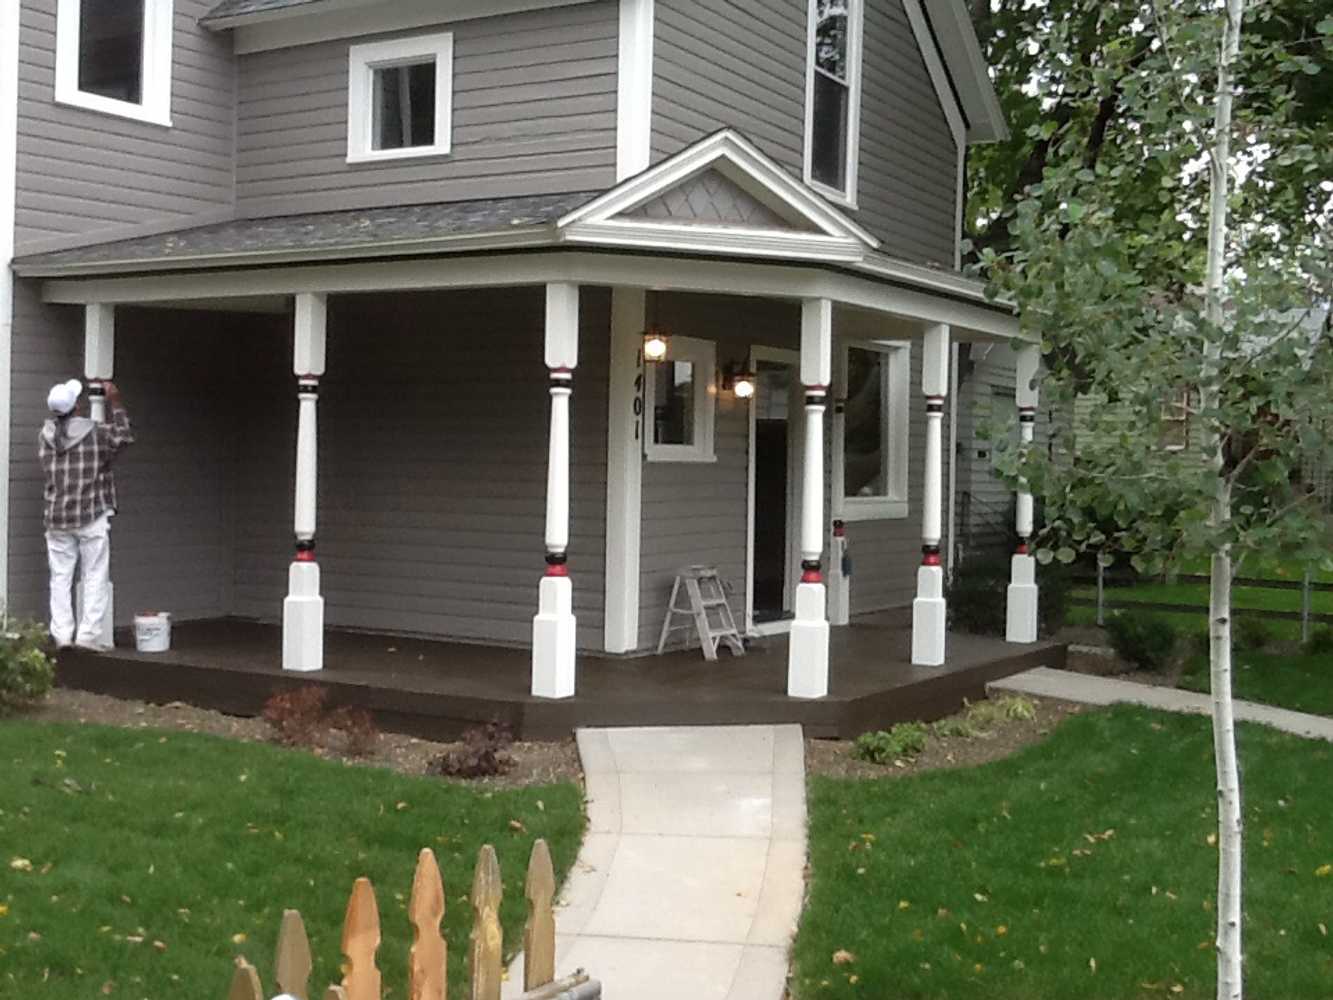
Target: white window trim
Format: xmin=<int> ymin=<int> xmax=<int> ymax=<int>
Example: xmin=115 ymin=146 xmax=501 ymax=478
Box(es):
xmin=802 ymin=0 xmax=864 ymax=209
xmin=834 ymin=339 xmax=910 ymax=521
xmin=347 ymin=32 xmax=453 ymax=164
xmin=643 ymin=334 xmax=717 ymax=463
xmin=54 ymin=0 xmax=174 ymax=127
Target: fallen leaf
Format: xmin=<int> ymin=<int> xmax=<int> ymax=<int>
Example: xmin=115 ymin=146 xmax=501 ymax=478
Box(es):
xmin=832 ymin=949 xmax=856 ymax=966
xmin=996 ymin=925 xmax=1008 ymax=937
xmin=898 ymin=900 xmax=911 ymax=910
xmin=10 ymin=858 xmax=33 ymax=872
xmin=1089 ymin=957 xmax=1097 ymax=974
xmin=231 ymin=933 xmax=247 ymax=945
xmin=1315 ymin=864 xmax=1332 ymax=878
xmin=509 ymin=819 xmax=526 ymax=833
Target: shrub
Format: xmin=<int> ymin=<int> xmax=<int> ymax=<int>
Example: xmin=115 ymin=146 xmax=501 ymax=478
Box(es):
xmin=429 ymin=721 xmax=516 ymax=779
xmin=261 ymin=686 xmax=330 ymax=748
xmin=947 ymin=554 xmax=1069 ymax=638
xmin=1235 ymin=616 xmax=1275 ymax=651
xmin=1104 ymin=613 xmax=1178 ymax=672
xmin=931 ymin=716 xmax=980 ymax=739
xmin=1305 ymin=626 xmax=1333 ymax=655
xmin=0 ymin=621 xmax=55 ymax=710
xmin=327 ymin=705 xmax=380 ymax=758
xmin=853 ymin=722 xmax=929 ymax=764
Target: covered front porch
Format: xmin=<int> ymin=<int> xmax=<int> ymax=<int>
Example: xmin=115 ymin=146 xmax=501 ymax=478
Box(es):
xmin=55 ymin=613 xmax=1065 ymax=740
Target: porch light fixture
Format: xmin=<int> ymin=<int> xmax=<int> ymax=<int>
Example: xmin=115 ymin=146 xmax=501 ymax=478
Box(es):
xmin=642 ymin=326 xmax=671 ymax=363
xmin=723 ymin=363 xmax=757 ymax=400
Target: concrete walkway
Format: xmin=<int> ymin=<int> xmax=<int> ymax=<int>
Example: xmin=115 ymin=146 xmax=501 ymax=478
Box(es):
xmin=504 ymin=725 xmax=806 ymax=1000
xmin=991 ymin=667 xmax=1333 ymax=742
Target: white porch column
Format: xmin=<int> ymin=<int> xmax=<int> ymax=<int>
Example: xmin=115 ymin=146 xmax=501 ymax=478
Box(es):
xmin=1006 ymin=342 xmax=1041 ymax=643
xmin=788 ymin=298 xmax=832 ymax=699
xmin=283 ymin=293 xmax=327 ymax=672
xmin=533 ymin=282 xmax=580 ymax=698
xmin=81 ymin=303 xmax=115 ymax=647
xmin=912 ymin=323 xmax=950 ymax=666
xmin=603 ymin=288 xmax=645 ymax=653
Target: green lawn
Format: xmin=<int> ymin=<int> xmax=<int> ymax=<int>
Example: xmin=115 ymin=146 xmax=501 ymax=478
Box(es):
xmin=793 ymin=706 xmax=1333 ymax=999
xmin=1179 ymin=650 xmax=1333 ymax=717
xmin=0 ymin=721 xmax=583 ymax=999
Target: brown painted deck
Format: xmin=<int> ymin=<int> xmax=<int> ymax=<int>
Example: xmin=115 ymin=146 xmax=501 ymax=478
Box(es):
xmin=55 ymin=614 xmax=1066 ymax=740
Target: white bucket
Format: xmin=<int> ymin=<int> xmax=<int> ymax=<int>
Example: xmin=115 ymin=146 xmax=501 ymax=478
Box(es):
xmin=134 ymin=612 xmax=171 ymax=653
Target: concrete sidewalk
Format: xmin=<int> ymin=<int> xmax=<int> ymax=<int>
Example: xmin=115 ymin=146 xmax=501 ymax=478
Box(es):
xmin=991 ymin=667 xmax=1333 ymax=742
xmin=503 ymin=724 xmax=806 ymax=1000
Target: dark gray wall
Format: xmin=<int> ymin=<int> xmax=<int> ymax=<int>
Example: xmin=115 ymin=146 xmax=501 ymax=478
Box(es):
xmin=234 ymin=3 xmax=619 ymax=218
xmin=651 ymin=0 xmax=958 ymax=266
xmin=14 ymin=0 xmax=237 ymax=253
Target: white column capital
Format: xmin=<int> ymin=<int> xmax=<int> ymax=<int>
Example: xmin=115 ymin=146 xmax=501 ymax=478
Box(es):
xmin=84 ymin=303 xmax=115 ymax=381
xmin=922 ymin=323 xmax=951 ymax=398
xmin=294 ymin=292 xmax=328 ymax=376
xmin=800 ymin=297 xmax=833 ymax=388
xmin=1015 ymin=341 xmax=1040 ymax=410
xmin=545 ymin=283 xmax=580 ymax=371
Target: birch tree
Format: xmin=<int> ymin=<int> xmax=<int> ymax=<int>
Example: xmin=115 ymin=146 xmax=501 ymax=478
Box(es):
xmin=975 ymin=3 xmax=1333 ymax=997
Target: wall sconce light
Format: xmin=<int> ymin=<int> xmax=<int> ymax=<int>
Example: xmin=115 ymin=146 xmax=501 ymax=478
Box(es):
xmin=723 ymin=363 xmax=757 ymax=400
xmin=642 ymin=326 xmax=670 ymax=363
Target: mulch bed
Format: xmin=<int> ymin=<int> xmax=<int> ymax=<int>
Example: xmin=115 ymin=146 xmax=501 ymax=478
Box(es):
xmin=18 ymin=687 xmax=583 ymax=789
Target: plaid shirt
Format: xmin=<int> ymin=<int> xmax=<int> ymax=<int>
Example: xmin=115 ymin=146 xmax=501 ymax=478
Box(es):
xmin=39 ymin=408 xmax=134 ymax=531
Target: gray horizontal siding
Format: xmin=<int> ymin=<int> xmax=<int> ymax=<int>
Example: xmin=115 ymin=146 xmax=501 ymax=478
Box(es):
xmin=14 ymin=0 xmax=236 ymax=252
xmin=650 ymin=0 xmax=958 ymax=266
xmin=234 ymin=4 xmax=619 ymax=217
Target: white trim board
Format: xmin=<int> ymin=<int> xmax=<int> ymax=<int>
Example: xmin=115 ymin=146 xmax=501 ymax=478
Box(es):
xmin=0 ymin=0 xmax=19 ymax=610
xmin=603 ymin=287 xmax=646 ymax=653
xmin=346 ymin=32 xmax=454 ymax=164
xmin=615 ymin=0 xmax=654 ymax=182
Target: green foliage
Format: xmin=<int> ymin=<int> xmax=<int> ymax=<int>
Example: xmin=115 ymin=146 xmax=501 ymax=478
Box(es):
xmin=1104 ymin=613 xmax=1179 ymax=672
xmin=933 ymin=696 xmax=1039 ymax=740
xmin=0 ymin=620 xmax=55 ymax=710
xmin=853 ymin=722 xmax=929 ymax=764
xmin=931 ymin=715 xmax=980 ymax=739
xmin=1235 ymin=615 xmax=1277 ymax=651
xmin=1304 ymin=626 xmax=1333 ymax=654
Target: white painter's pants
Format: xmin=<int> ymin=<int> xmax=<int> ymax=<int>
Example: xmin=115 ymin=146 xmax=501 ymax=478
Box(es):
xmin=46 ymin=513 xmax=111 ymax=648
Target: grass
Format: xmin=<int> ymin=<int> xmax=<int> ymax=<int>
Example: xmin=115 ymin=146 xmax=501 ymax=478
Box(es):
xmin=1067 ymin=604 xmax=1312 ymax=643
xmin=793 ymin=705 xmax=1333 ymax=999
xmin=0 ymin=721 xmax=583 ymax=999
xmin=1178 ymin=649 xmax=1333 ymax=717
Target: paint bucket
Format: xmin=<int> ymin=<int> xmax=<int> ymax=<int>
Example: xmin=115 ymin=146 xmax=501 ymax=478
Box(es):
xmin=133 ymin=612 xmax=171 ymax=653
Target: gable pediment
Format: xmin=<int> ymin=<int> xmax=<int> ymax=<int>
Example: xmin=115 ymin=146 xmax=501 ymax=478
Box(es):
xmin=556 ymin=130 xmax=879 ymax=263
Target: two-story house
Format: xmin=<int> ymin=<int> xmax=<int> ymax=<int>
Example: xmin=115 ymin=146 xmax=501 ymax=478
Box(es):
xmin=0 ymin=0 xmax=1046 ymax=707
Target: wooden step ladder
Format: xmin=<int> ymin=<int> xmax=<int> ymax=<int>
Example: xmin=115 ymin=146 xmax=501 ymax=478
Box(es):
xmin=656 ymin=565 xmax=747 ymax=660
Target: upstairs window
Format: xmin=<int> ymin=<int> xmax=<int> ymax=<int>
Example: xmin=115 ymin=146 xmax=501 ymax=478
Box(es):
xmin=348 ymin=33 xmax=453 ymax=163
xmin=804 ymin=0 xmax=862 ymax=206
xmin=55 ymin=0 xmax=173 ymax=126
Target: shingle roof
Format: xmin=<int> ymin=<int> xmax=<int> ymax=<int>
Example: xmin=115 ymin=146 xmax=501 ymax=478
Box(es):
xmin=12 ymin=192 xmax=598 ymax=274
xmin=201 ymin=0 xmax=330 ymax=24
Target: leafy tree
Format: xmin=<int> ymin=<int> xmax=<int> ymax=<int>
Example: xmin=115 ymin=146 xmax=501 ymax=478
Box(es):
xmin=971 ymin=2 xmax=1332 ymax=997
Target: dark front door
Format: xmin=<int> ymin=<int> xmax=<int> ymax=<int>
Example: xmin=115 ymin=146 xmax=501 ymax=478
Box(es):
xmin=752 ymin=360 xmax=794 ymax=623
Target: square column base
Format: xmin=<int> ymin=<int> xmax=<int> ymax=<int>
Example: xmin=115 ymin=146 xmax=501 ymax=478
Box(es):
xmin=911 ymin=565 xmax=946 ymax=666
xmin=1006 ymin=554 xmax=1039 ymax=644
xmin=787 ymin=582 xmax=829 ymax=699
xmin=283 ymin=561 xmax=324 ymax=672
xmin=532 ymin=575 xmax=577 ymax=699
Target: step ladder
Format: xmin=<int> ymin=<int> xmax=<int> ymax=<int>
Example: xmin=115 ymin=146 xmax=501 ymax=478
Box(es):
xmin=656 ymin=565 xmax=747 ymax=660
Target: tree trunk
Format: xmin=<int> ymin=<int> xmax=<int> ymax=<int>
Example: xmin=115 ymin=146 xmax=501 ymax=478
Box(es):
xmin=1203 ymin=2 xmax=1247 ymax=998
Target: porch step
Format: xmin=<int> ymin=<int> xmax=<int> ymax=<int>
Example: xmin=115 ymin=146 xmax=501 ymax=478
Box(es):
xmin=656 ymin=565 xmax=747 ymax=661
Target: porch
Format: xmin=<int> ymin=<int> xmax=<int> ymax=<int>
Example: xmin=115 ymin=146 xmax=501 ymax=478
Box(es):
xmin=54 ymin=613 xmax=1066 ymax=740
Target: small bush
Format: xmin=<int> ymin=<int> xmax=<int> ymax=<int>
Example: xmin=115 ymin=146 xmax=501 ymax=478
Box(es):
xmin=327 ymin=705 xmax=380 ymax=758
xmin=262 ymin=686 xmax=330 ymax=748
xmin=931 ymin=716 xmax=980 ymax=739
xmin=0 ymin=621 xmax=55 ymax=710
xmin=1235 ymin=616 xmax=1275 ymax=651
xmin=1104 ymin=613 xmax=1178 ymax=672
xmin=1304 ymin=626 xmax=1333 ymax=655
xmin=853 ymin=722 xmax=929 ymax=764
xmin=429 ymin=721 xmax=515 ymax=779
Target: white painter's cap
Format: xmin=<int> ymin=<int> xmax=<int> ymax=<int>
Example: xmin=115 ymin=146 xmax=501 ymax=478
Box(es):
xmin=46 ymin=379 xmax=83 ymax=415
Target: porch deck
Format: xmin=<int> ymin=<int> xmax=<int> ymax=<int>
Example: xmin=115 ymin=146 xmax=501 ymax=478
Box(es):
xmin=54 ymin=613 xmax=1066 ymax=740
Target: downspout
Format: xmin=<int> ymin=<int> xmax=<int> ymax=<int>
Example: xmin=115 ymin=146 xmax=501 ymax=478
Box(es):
xmin=0 ymin=0 xmax=22 ymax=614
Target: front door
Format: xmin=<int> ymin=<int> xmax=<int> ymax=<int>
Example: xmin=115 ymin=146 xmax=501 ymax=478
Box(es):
xmin=748 ymin=350 xmax=801 ymax=631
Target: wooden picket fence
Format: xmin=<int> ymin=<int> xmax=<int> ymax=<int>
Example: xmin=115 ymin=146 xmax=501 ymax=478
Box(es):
xmin=226 ymin=839 xmax=598 ymax=1000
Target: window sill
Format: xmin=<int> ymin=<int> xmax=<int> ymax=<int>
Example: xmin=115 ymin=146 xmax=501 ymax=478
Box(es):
xmin=346 ymin=144 xmax=452 ymax=165
xmin=838 ymin=498 xmax=909 ymax=521
xmin=55 ymin=88 xmax=171 ymax=128
xmin=644 ymin=448 xmax=717 ymax=464
xmin=806 ymin=175 xmax=858 ymax=210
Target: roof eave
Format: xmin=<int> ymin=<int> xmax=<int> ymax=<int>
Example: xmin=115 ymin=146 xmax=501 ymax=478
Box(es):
xmin=924 ymin=0 xmax=1009 ymax=145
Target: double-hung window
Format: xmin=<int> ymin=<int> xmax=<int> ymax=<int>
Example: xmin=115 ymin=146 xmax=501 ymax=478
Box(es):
xmin=55 ymin=0 xmax=174 ymax=126
xmin=347 ymin=33 xmax=454 ymax=163
xmin=804 ymin=0 xmax=863 ymax=205
xmin=836 ymin=341 xmax=910 ymax=519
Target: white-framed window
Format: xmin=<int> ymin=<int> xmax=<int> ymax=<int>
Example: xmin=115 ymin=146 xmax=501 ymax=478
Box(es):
xmin=347 ymin=33 xmax=453 ymax=164
xmin=644 ymin=335 xmax=717 ymax=463
xmin=803 ymin=0 xmax=863 ymax=207
xmin=54 ymin=0 xmax=174 ymax=126
xmin=836 ymin=340 xmax=910 ymax=519
xmin=1161 ymin=388 xmax=1195 ymax=451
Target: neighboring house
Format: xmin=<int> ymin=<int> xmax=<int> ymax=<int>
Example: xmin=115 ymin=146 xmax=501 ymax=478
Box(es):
xmin=0 ymin=0 xmax=1042 ymax=700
